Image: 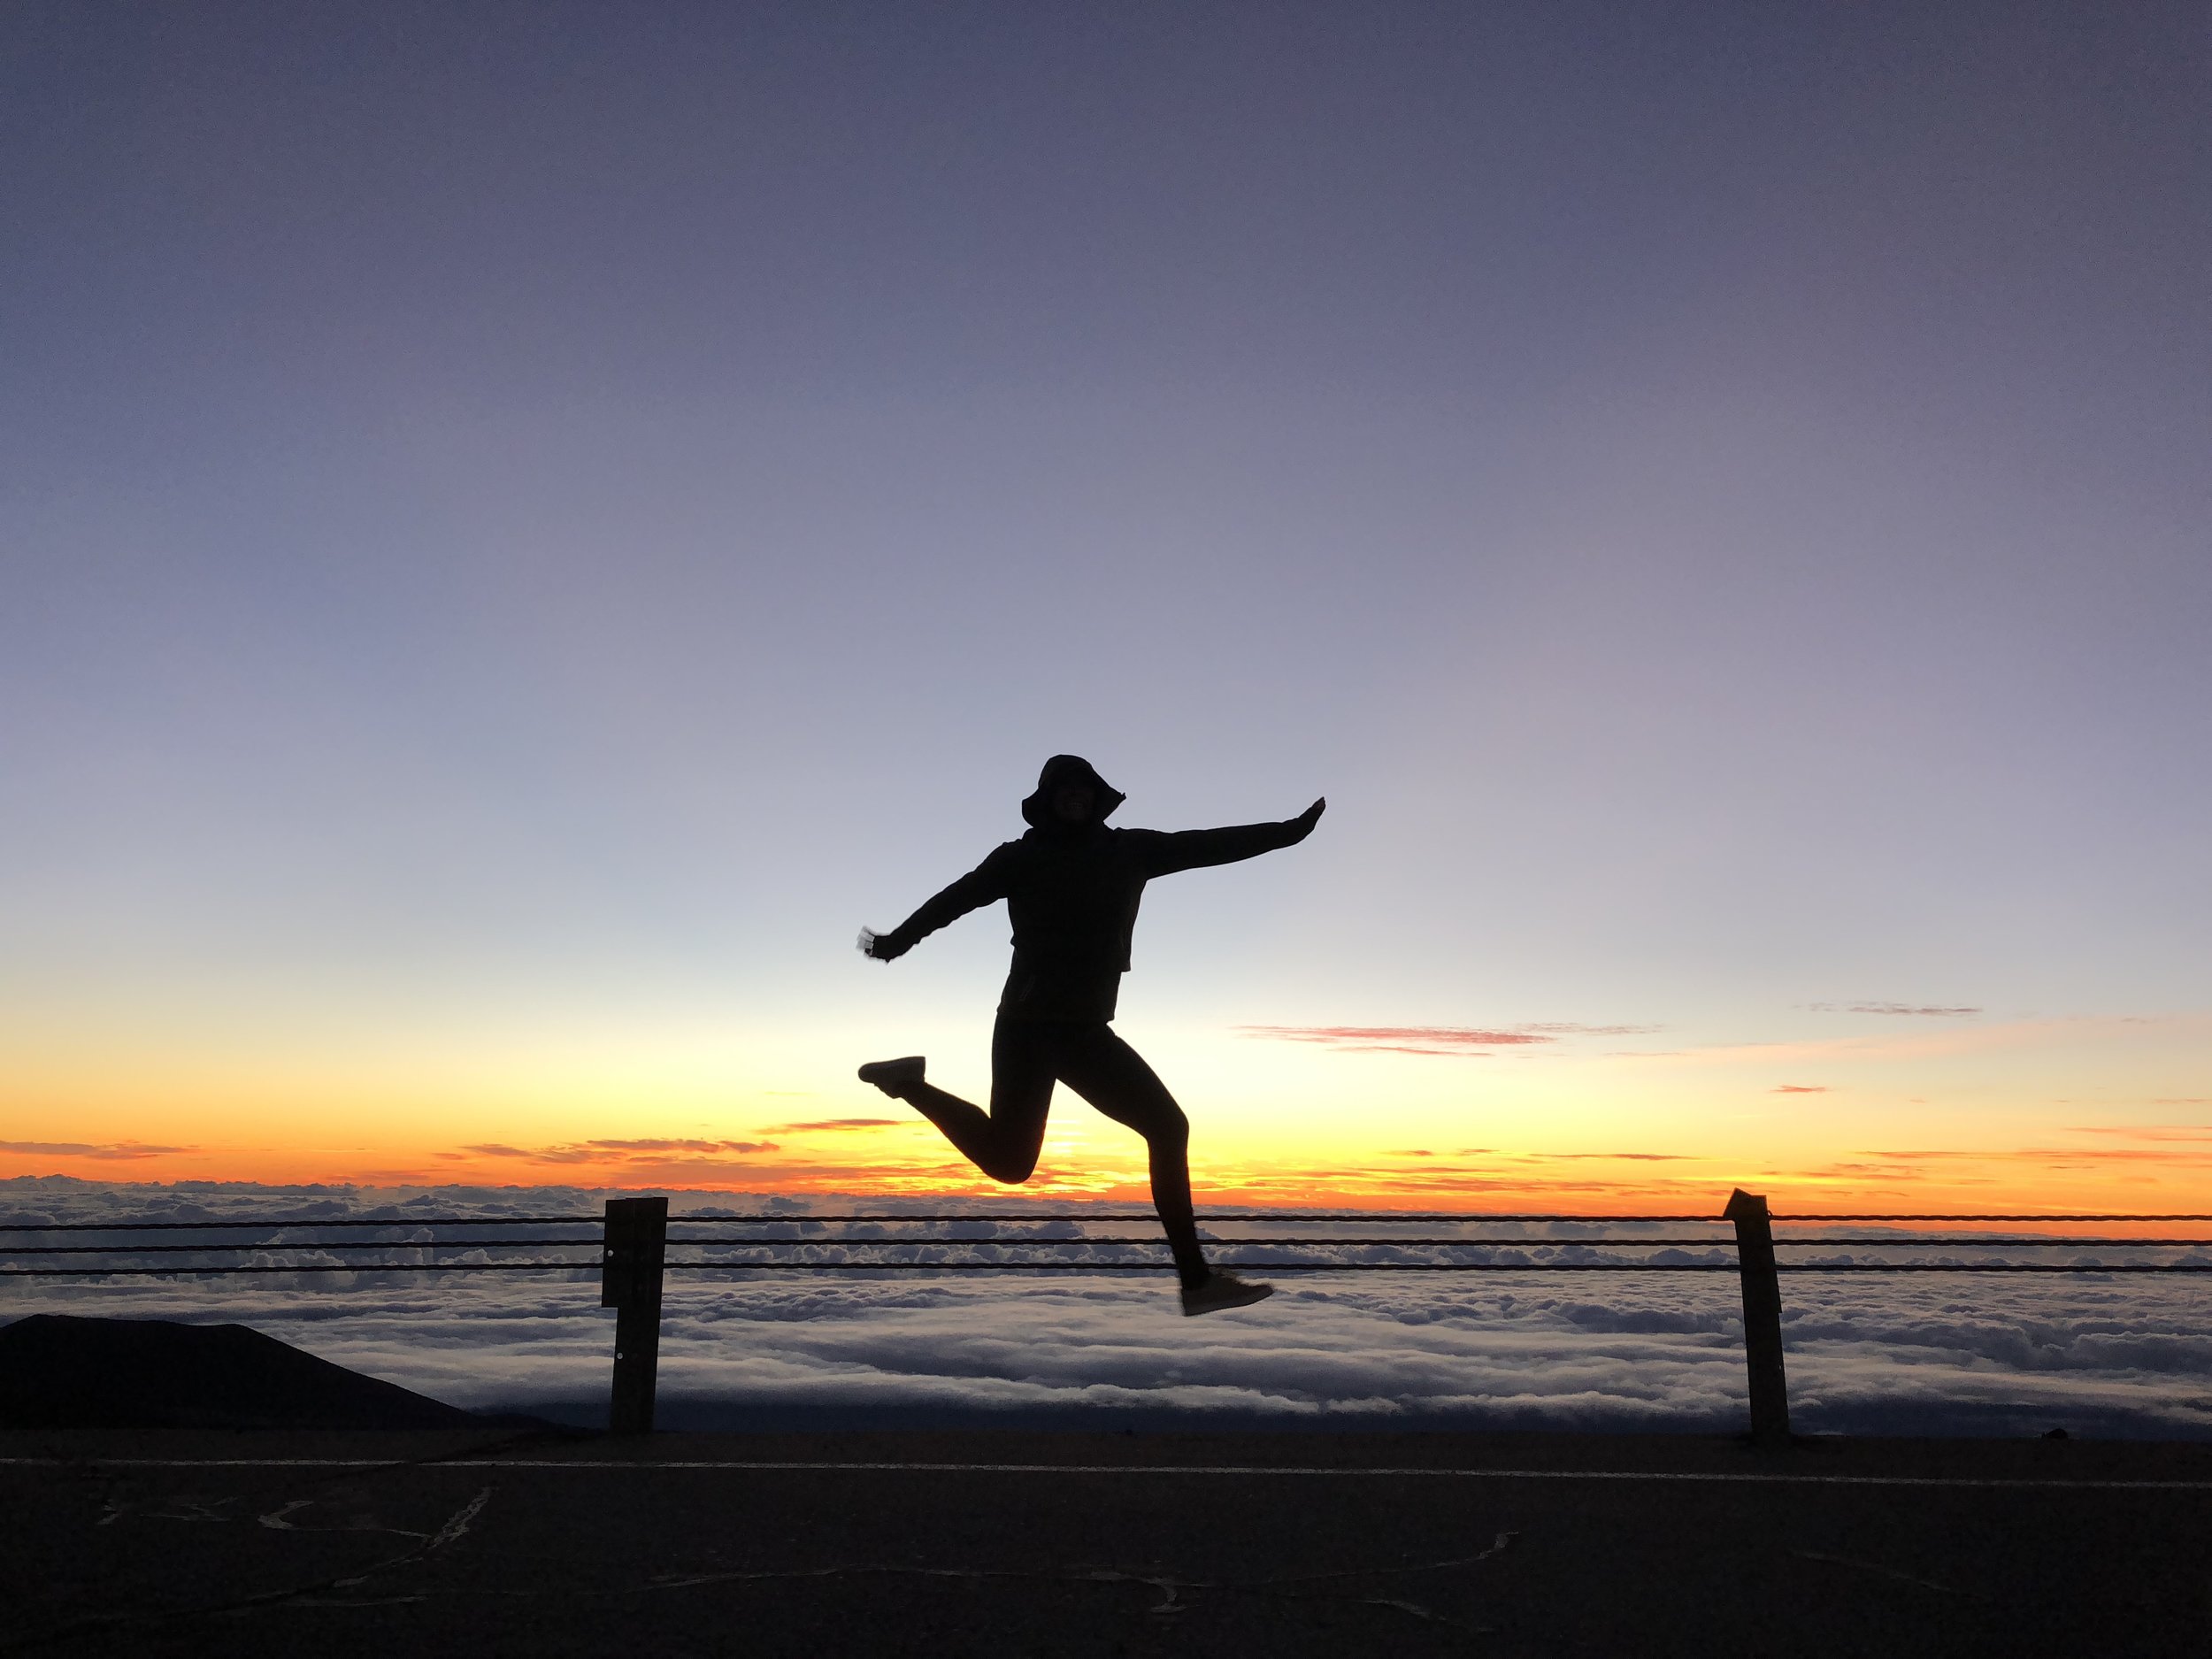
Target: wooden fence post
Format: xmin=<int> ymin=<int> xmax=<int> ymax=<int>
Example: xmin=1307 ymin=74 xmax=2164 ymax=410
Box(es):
xmin=1724 ymin=1187 xmax=1791 ymax=1448
xmin=602 ymin=1195 xmax=668 ymax=1435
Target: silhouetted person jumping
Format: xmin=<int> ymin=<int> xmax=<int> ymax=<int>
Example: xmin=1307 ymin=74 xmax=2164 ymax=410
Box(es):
xmin=857 ymin=755 xmax=1325 ymax=1316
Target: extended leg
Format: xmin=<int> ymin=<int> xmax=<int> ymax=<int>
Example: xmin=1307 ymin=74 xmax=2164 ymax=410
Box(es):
xmin=1053 ymin=1028 xmax=1210 ymax=1289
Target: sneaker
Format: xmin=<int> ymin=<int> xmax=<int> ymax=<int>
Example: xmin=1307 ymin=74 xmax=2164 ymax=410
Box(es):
xmin=1179 ymin=1271 xmax=1275 ymax=1317
xmin=857 ymin=1056 xmax=927 ymax=1094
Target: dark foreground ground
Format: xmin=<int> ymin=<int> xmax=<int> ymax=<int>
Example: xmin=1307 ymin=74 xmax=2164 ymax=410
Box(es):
xmin=4 ymin=1428 xmax=2208 ymax=1657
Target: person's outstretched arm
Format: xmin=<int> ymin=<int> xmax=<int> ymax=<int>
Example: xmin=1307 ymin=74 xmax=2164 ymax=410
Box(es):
xmin=1131 ymin=798 xmax=1325 ymax=879
xmin=860 ymin=845 xmax=1018 ymax=961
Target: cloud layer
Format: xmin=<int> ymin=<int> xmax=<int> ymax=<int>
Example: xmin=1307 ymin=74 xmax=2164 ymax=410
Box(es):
xmin=6 ymin=1179 xmax=2212 ymax=1440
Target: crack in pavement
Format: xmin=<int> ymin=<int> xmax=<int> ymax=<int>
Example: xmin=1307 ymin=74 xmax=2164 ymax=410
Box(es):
xmin=17 ymin=1485 xmax=1515 ymax=1645
xmin=1793 ymin=1548 xmax=1984 ymax=1600
xmin=2 ymin=1485 xmax=497 ymax=1653
xmin=256 ymin=1497 xmax=431 ymax=1539
xmin=569 ymin=1528 xmax=1521 ymax=1630
xmin=96 ymin=1495 xmax=240 ymax=1526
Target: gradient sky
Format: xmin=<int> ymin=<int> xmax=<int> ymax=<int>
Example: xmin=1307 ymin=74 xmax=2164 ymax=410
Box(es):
xmin=4 ymin=3 xmax=2207 ymax=1209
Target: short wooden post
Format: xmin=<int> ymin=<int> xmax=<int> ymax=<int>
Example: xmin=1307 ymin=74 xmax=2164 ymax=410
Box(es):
xmin=1724 ymin=1187 xmax=1791 ymax=1448
xmin=602 ymin=1195 xmax=668 ymax=1435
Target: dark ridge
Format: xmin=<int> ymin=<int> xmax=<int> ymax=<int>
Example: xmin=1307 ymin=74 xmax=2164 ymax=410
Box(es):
xmin=0 ymin=1314 xmax=541 ymax=1431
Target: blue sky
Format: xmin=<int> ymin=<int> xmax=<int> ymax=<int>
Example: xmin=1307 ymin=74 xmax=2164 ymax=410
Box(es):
xmin=3 ymin=3 xmax=2206 ymax=1200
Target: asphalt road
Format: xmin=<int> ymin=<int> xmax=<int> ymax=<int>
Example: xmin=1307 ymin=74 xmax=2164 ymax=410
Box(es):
xmin=4 ymin=1429 xmax=2208 ymax=1656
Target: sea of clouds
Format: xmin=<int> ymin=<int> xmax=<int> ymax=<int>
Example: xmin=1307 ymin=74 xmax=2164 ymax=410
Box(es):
xmin=5 ymin=1177 xmax=2211 ymax=1440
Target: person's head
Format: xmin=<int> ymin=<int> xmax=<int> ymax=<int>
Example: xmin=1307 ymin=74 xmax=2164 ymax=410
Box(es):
xmin=1021 ymin=755 xmax=1125 ymax=830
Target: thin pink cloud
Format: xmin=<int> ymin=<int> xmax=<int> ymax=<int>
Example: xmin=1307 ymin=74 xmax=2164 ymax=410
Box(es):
xmin=1514 ymin=1023 xmax=1665 ymax=1036
xmin=0 ymin=1140 xmax=194 ymax=1160
xmin=770 ymin=1119 xmax=904 ymax=1133
xmin=1332 ymin=1043 xmax=1496 ymax=1056
xmin=1771 ymin=1084 xmax=1829 ymax=1094
xmin=1808 ymin=1002 xmax=1982 ymax=1018
xmin=1241 ymin=1025 xmax=1547 ymax=1049
xmin=1239 ymin=1021 xmax=1659 ymax=1056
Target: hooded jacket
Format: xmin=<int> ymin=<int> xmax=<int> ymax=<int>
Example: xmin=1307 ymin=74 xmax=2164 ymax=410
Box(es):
xmin=882 ymin=757 xmax=1314 ymax=1022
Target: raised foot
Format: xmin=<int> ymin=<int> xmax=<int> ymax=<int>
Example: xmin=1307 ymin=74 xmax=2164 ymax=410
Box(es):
xmin=1180 ymin=1271 xmax=1275 ymax=1317
xmin=857 ymin=1056 xmax=927 ymax=1095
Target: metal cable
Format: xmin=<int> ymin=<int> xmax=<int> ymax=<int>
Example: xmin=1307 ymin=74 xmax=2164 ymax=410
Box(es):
xmin=664 ymin=1265 xmax=1734 ymax=1283
xmin=1770 ymin=1236 xmax=2212 ymax=1247
xmin=665 ymin=1261 xmax=2212 ymax=1274
xmin=10 ymin=1210 xmax=2209 ymax=1235
xmin=0 ymin=1261 xmax=1737 ymax=1278
xmin=2 ymin=1239 xmax=608 ymax=1256
xmin=663 ymin=1213 xmax=1738 ymax=1225
xmin=11 ymin=1255 xmax=2207 ymax=1279
xmin=0 ymin=1216 xmax=603 ymax=1233
xmin=659 ymin=1235 xmax=1732 ymax=1248
xmin=10 ymin=1231 xmax=2207 ymax=1256
xmin=2 ymin=1233 xmax=1743 ymax=1255
xmin=16 ymin=1233 xmax=2208 ymax=1256
xmin=1770 ymin=1274 xmax=2212 ymax=1283
xmin=1773 ymin=1214 xmax=2212 ymax=1223
xmin=0 ymin=1262 xmax=602 ymax=1278
xmin=687 ymin=1217 xmax=1727 ymax=1230
xmin=664 ymin=1234 xmax=2212 ymax=1250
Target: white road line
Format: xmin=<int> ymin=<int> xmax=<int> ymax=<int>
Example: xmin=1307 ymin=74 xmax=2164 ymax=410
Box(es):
xmin=1 ymin=1456 xmax=2208 ymax=1489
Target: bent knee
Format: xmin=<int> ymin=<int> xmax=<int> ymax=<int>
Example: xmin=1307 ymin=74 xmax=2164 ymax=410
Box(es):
xmin=1147 ymin=1107 xmax=1191 ymax=1148
xmin=983 ymin=1157 xmax=1040 ymax=1185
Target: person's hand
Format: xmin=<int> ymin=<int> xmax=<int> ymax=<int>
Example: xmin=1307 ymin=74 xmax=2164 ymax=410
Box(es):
xmin=1291 ymin=796 xmax=1326 ymax=837
xmin=857 ymin=927 xmax=912 ymax=962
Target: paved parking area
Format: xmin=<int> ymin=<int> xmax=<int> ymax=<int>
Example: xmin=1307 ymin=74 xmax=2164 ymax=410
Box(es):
xmin=4 ymin=1430 xmax=2208 ymax=1655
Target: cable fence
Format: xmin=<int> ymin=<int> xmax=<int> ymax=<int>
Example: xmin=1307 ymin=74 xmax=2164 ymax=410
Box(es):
xmin=6 ymin=1190 xmax=2210 ymax=1438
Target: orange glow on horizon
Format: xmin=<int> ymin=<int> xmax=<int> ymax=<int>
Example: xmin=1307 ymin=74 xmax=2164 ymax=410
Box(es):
xmin=6 ymin=1011 xmax=2207 ymax=1216
xmin=7 ymin=1135 xmax=2212 ymax=1218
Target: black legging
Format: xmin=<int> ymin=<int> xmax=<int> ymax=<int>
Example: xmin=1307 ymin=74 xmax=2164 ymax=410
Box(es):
xmin=898 ymin=1017 xmax=1209 ymax=1286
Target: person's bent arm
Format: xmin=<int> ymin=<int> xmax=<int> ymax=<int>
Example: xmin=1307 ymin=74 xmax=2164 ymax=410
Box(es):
xmin=861 ymin=847 xmax=1016 ymax=961
xmin=1133 ymin=798 xmax=1325 ymax=879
